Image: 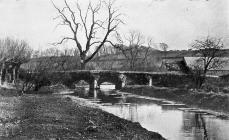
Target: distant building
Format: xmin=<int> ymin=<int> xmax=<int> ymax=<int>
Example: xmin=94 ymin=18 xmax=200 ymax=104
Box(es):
xmin=161 ymin=57 xmax=190 ymax=73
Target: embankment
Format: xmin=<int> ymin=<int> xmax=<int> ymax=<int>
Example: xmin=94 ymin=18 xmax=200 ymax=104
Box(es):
xmin=121 ymin=86 xmax=229 ymax=114
xmin=0 ymin=88 xmax=165 ymax=140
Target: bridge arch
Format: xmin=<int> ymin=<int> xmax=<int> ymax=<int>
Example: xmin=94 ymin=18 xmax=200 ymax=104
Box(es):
xmin=124 ymin=73 xmax=149 ymax=85
xmin=99 ymin=82 xmax=116 ymax=89
xmin=97 ymin=73 xmax=123 ymax=90
xmin=66 ymin=72 xmax=95 ymax=90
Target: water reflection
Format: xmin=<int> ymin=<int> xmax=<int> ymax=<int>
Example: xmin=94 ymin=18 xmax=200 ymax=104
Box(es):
xmin=73 ymin=86 xmax=229 ymax=140
xmin=181 ymin=112 xmax=229 ymax=140
xmin=181 ymin=113 xmax=209 ymax=140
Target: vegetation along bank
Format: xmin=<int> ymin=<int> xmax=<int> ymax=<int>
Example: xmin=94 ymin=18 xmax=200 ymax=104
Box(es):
xmin=121 ymin=86 xmax=229 ymax=115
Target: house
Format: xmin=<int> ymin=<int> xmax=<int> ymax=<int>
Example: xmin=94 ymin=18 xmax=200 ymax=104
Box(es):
xmin=161 ymin=57 xmax=191 ymax=73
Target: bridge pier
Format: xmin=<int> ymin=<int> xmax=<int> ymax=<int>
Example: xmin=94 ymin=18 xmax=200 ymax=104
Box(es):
xmin=116 ymin=74 xmax=127 ymax=90
xmin=12 ymin=67 xmax=17 ymax=84
xmin=90 ymin=74 xmax=100 ymax=90
xmin=146 ymin=75 xmax=153 ymax=86
xmin=93 ymin=90 xmax=98 ymax=99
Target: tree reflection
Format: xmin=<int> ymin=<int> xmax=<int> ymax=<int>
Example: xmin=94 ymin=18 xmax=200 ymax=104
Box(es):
xmin=195 ymin=114 xmax=208 ymax=140
xmin=182 ymin=112 xmax=209 ymax=140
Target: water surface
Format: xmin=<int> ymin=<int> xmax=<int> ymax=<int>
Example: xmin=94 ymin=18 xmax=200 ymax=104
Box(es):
xmin=73 ymin=85 xmax=229 ymax=140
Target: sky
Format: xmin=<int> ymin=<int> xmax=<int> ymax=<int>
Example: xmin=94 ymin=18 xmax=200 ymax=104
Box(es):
xmin=0 ymin=0 xmax=228 ymax=50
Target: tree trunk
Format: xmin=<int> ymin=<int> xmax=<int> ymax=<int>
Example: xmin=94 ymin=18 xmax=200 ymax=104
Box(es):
xmin=1 ymin=68 xmax=4 ymax=84
xmin=1 ymin=65 xmax=6 ymax=84
xmin=80 ymin=53 xmax=86 ymax=70
xmin=196 ymin=74 xmax=206 ymax=89
xmin=80 ymin=62 xmax=86 ymax=70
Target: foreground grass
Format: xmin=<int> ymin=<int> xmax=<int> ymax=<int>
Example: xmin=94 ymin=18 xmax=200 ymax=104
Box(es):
xmin=0 ymin=88 xmax=165 ymax=140
xmin=121 ymin=86 xmax=229 ymax=114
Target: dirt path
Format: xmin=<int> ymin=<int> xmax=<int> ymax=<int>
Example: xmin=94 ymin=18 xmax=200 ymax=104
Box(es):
xmin=0 ymin=88 xmax=165 ymax=140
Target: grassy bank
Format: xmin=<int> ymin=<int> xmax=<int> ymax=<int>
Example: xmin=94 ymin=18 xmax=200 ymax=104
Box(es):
xmin=0 ymin=88 xmax=165 ymax=140
xmin=121 ymin=86 xmax=229 ymax=114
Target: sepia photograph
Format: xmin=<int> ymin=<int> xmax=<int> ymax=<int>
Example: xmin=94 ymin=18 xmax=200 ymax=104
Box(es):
xmin=0 ymin=0 xmax=229 ymax=139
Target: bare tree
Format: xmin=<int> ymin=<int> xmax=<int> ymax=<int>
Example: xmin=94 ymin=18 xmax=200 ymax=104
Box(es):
xmin=52 ymin=0 xmax=123 ymax=69
xmin=190 ymin=36 xmax=226 ymax=88
xmin=113 ymin=30 xmax=153 ymax=71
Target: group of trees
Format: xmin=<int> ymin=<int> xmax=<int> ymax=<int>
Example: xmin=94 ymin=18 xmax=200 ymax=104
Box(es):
xmin=19 ymin=47 xmax=82 ymax=92
xmin=0 ymin=37 xmax=32 ymax=83
xmin=0 ymin=38 xmax=32 ymax=65
xmin=23 ymin=47 xmax=81 ymax=72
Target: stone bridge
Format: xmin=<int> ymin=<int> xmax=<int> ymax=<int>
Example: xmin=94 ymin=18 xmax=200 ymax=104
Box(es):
xmin=19 ymin=70 xmax=186 ymax=91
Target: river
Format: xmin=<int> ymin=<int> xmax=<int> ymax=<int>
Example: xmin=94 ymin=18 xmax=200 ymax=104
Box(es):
xmin=71 ymin=84 xmax=229 ymax=140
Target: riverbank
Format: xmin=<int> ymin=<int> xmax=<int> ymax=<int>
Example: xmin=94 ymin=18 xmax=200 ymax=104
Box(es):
xmin=121 ymin=86 xmax=229 ymax=115
xmin=0 ymin=88 xmax=165 ymax=140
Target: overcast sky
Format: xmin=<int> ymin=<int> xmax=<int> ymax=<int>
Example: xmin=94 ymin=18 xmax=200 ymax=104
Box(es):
xmin=0 ymin=0 xmax=228 ymax=50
